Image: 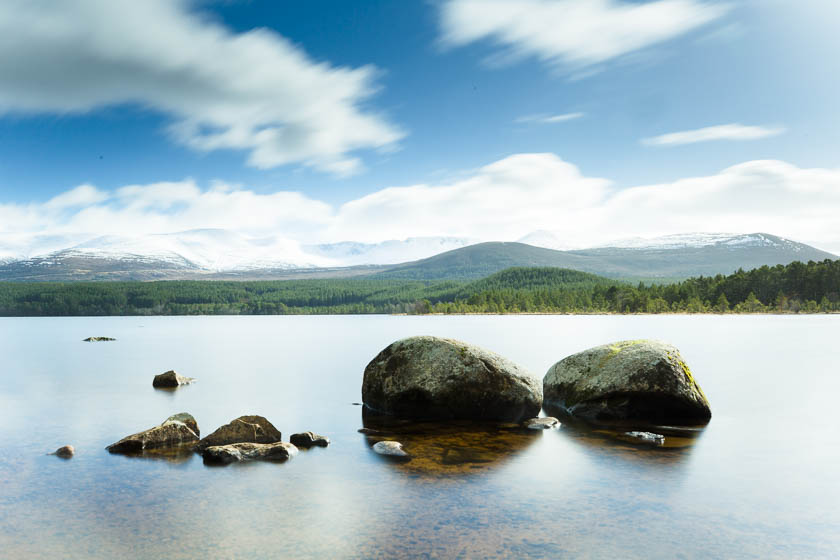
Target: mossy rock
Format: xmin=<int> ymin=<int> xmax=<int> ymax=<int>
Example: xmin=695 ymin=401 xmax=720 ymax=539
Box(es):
xmin=194 ymin=415 xmax=282 ymax=451
xmin=362 ymin=336 xmax=542 ymax=422
xmin=543 ymin=340 xmax=711 ymax=425
xmin=106 ymin=413 xmax=200 ymax=454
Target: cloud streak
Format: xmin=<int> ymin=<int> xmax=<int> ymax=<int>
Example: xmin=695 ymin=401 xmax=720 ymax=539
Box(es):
xmin=2 ymin=154 xmax=839 ymax=255
xmin=0 ymin=0 xmax=404 ymax=175
xmin=516 ymin=112 xmax=585 ymax=124
xmin=439 ymin=0 xmax=729 ymax=71
xmin=642 ymin=123 xmax=786 ymax=146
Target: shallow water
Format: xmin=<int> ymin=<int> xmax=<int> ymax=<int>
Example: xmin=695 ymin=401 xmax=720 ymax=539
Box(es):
xmin=1 ymin=315 xmax=838 ymax=559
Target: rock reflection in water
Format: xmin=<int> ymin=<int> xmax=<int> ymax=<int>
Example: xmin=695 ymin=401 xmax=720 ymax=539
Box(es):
xmin=361 ymin=408 xmax=541 ymax=476
xmin=110 ymin=443 xmax=197 ymax=464
xmin=544 ymin=404 xmax=707 ymax=466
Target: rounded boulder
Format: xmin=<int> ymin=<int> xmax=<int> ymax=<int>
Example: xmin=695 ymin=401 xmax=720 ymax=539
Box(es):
xmin=543 ymin=340 xmax=711 ymax=425
xmin=362 ymin=336 xmax=542 ymax=422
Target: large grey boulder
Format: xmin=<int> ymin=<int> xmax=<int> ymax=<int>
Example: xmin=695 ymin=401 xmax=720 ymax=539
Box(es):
xmin=194 ymin=415 xmax=282 ymax=451
xmin=201 ymin=442 xmax=298 ymax=464
xmin=543 ymin=340 xmax=711 ymax=424
xmin=362 ymin=336 xmax=542 ymax=422
xmin=106 ymin=413 xmax=200 ymax=454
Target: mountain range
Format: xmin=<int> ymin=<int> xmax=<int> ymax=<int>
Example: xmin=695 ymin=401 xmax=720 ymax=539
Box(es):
xmin=0 ymin=230 xmax=834 ymax=282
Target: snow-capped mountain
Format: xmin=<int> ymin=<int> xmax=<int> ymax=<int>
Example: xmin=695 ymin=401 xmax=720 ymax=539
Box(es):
xmin=0 ymin=229 xmax=834 ymax=281
xmin=590 ymin=232 xmax=809 ymax=251
xmin=0 ymin=231 xmax=478 ymax=280
xmin=68 ymin=230 xmax=334 ymax=270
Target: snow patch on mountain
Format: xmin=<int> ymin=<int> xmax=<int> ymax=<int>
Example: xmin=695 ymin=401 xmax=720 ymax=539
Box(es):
xmin=305 ymin=236 xmax=477 ymax=265
xmin=516 ymin=230 xmax=577 ymax=251
xmin=591 ymin=232 xmax=792 ymax=250
xmin=67 ymin=230 xmax=335 ymax=270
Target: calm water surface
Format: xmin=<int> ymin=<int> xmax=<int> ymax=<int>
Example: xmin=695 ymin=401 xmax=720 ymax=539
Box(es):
xmin=1 ymin=315 xmax=838 ymax=558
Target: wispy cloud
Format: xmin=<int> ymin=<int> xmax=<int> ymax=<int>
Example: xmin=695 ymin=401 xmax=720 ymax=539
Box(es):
xmin=642 ymin=123 xmax=786 ymax=146
xmin=439 ymin=0 xmax=729 ymax=71
xmin=0 ymin=0 xmax=403 ymax=176
xmin=516 ymin=112 xmax=585 ymax=124
xmin=3 ymin=154 xmax=840 ymax=254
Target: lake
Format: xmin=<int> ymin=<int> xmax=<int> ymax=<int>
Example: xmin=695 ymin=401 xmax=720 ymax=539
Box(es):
xmin=1 ymin=315 xmax=838 ymax=558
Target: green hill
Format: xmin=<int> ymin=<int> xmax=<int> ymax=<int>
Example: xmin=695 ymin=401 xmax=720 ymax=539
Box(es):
xmin=377 ymin=242 xmax=593 ymax=280
xmin=377 ymin=235 xmax=837 ymax=281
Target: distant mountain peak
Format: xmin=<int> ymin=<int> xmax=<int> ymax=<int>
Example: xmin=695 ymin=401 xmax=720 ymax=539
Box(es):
xmin=590 ymin=232 xmax=801 ymax=251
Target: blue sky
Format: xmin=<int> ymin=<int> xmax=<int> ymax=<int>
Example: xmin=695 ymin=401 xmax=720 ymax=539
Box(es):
xmin=1 ymin=0 xmax=839 ymax=252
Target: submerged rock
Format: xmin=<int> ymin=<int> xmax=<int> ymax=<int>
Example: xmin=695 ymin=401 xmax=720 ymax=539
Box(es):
xmin=107 ymin=413 xmax=200 ymax=454
xmin=194 ymin=415 xmax=282 ymax=451
xmin=623 ymin=431 xmax=665 ymax=445
xmin=372 ymin=441 xmax=409 ymax=459
xmin=202 ymin=442 xmax=298 ymax=465
xmin=290 ymin=431 xmax=330 ymax=448
xmin=523 ymin=417 xmax=560 ymax=430
xmin=51 ymin=445 xmax=75 ymax=458
xmin=362 ymin=336 xmax=542 ymax=422
xmin=83 ymin=337 xmax=115 ymax=342
xmin=543 ymin=340 xmax=711 ymax=425
xmin=152 ymin=370 xmax=196 ymax=388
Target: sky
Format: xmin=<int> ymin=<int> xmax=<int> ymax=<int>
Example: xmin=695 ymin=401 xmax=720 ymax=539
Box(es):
xmin=1 ymin=0 xmax=839 ymax=254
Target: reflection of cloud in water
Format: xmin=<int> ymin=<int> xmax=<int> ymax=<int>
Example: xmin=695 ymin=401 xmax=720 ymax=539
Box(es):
xmin=360 ymin=409 xmax=542 ymax=477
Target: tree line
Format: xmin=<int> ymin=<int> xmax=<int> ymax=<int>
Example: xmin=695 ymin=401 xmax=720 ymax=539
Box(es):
xmin=0 ymin=259 xmax=837 ymax=316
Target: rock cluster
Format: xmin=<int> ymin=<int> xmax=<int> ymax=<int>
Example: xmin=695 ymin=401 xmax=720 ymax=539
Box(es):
xmin=77 ymin=335 xmax=711 ymax=469
xmin=106 ymin=412 xmax=324 ymax=465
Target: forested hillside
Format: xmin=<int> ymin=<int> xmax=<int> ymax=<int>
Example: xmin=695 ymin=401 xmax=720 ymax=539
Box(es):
xmin=0 ymin=260 xmax=837 ymax=316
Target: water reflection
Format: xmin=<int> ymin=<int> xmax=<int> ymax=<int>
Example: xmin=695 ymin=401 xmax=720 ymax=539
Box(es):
xmin=547 ymin=407 xmax=707 ymax=467
xmin=108 ymin=444 xmax=197 ymax=464
xmin=361 ymin=408 xmax=541 ymax=476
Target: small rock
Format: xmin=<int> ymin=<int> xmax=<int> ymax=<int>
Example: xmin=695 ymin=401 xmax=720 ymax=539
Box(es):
xmin=83 ymin=336 xmax=115 ymax=342
xmin=107 ymin=413 xmax=199 ymax=454
xmin=152 ymin=370 xmax=196 ymax=388
xmin=202 ymin=442 xmax=298 ymax=465
xmin=624 ymin=431 xmax=665 ymax=445
xmin=358 ymin=428 xmax=384 ymax=435
xmin=290 ymin=431 xmax=330 ymax=448
xmin=523 ymin=417 xmax=560 ymax=430
xmin=373 ymin=440 xmax=409 ymax=458
xmin=195 ymin=415 xmax=282 ymax=451
xmin=52 ymin=445 xmax=75 ymax=458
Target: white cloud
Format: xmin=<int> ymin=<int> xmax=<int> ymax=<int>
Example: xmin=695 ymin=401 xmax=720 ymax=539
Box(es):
xmin=2 ymin=155 xmax=839 ymax=257
xmin=516 ymin=112 xmax=585 ymax=124
xmin=329 ymin=153 xmax=610 ymax=243
xmin=642 ymin=123 xmax=786 ymax=146
xmin=0 ymin=0 xmax=403 ymax=175
xmin=439 ymin=0 xmax=729 ymax=70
